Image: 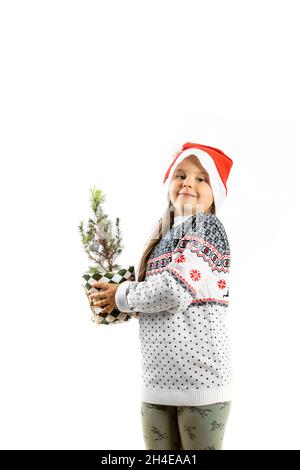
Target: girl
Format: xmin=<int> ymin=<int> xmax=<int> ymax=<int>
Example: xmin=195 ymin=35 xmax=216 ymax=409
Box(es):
xmin=89 ymin=142 xmax=234 ymax=450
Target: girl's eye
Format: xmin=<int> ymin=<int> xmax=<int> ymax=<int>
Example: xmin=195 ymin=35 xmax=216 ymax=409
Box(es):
xmin=176 ymin=175 xmax=205 ymax=182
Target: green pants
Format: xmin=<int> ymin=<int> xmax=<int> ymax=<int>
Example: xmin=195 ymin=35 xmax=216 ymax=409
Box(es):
xmin=141 ymin=401 xmax=232 ymax=450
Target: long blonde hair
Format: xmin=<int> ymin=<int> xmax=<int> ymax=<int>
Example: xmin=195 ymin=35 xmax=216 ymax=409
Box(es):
xmin=137 ymin=195 xmax=215 ymax=282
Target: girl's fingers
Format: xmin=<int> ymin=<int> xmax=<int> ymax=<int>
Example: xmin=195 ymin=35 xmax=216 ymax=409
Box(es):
xmin=90 ymin=293 xmax=107 ymax=301
xmin=83 ymin=288 xmax=92 ymax=305
xmin=92 ymin=298 xmax=109 ymax=306
xmin=89 ymin=292 xmax=99 ymax=299
xmin=94 ymin=301 xmax=109 ymax=307
xmin=91 ymin=281 xmax=109 ymax=289
xmin=101 ymin=307 xmax=113 ymax=314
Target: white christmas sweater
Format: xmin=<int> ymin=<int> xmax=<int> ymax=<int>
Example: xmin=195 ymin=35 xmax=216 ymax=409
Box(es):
xmin=115 ymin=211 xmax=234 ymax=406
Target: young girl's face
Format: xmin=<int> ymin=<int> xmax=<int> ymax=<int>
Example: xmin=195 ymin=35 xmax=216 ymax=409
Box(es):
xmin=169 ymin=155 xmax=214 ymax=216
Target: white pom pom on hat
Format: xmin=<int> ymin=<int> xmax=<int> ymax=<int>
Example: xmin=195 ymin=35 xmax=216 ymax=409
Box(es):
xmin=163 ymin=142 xmax=234 ymax=215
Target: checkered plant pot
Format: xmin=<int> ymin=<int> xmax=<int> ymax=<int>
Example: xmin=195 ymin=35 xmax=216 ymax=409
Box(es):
xmin=82 ymin=265 xmax=137 ymax=325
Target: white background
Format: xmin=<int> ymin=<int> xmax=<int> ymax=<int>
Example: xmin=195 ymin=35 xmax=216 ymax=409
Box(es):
xmin=1 ymin=0 xmax=300 ymax=450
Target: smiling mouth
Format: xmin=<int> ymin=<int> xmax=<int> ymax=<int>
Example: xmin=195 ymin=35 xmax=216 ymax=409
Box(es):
xmin=178 ymin=193 xmax=197 ymax=197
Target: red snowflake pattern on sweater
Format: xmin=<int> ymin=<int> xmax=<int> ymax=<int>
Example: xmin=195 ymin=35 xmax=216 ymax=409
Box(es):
xmin=218 ymin=279 xmax=227 ymax=289
xmin=175 ymin=254 xmax=186 ymax=264
xmin=190 ymin=269 xmax=202 ymax=282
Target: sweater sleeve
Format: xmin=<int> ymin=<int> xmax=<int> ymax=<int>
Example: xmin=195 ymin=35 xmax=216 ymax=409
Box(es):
xmin=115 ymin=270 xmax=194 ymax=314
xmin=115 ymin=216 xmax=230 ymax=314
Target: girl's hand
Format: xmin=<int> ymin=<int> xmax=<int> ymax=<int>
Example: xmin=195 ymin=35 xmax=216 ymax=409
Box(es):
xmin=88 ymin=282 xmax=120 ymax=314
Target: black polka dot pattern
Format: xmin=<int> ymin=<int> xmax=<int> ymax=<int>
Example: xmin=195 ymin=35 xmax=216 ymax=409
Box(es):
xmin=139 ymin=306 xmax=233 ymax=391
xmin=128 ymin=212 xmax=234 ymax=405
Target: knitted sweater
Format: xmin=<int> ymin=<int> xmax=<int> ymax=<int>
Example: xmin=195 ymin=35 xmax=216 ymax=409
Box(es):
xmin=115 ymin=211 xmax=234 ymax=406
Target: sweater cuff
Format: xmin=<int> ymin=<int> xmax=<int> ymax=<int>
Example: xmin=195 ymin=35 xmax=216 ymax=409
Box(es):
xmin=115 ymin=280 xmax=134 ymax=313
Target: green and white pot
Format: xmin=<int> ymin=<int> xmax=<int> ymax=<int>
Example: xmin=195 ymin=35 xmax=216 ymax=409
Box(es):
xmin=82 ymin=265 xmax=136 ymax=325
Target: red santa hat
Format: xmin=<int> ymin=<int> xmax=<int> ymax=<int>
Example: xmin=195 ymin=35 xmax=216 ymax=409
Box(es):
xmin=163 ymin=142 xmax=233 ymax=215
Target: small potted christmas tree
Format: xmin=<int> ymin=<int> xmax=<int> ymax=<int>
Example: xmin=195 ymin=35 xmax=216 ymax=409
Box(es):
xmin=79 ymin=186 xmax=136 ymax=325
